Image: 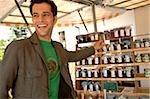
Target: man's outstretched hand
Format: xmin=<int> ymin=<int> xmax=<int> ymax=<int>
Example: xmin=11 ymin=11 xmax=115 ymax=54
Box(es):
xmin=94 ymin=40 xmax=105 ymax=51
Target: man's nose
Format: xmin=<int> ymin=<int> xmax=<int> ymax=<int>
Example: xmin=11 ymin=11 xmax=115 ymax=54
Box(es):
xmin=39 ymin=15 xmax=44 ymax=22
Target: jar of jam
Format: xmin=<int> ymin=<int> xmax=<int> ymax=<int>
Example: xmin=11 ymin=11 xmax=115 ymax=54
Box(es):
xmin=117 ymin=67 xmax=123 ymax=78
xmin=135 ymin=54 xmax=142 ymax=62
xmin=142 ymin=53 xmax=149 ymax=62
xmin=110 ymin=67 xmax=116 ymax=78
xmin=87 ymin=56 xmax=93 ymax=65
xmin=120 ymin=27 xmax=125 ymax=37
xmin=125 ymin=26 xmax=131 ymax=36
xmin=143 ymin=38 xmax=150 ymax=47
xmin=125 ymin=67 xmax=134 ymax=78
xmin=102 ymin=55 xmax=108 ymax=64
xmin=110 ymin=54 xmax=116 ymax=64
xmin=114 ymin=29 xmax=119 ymax=38
xmin=135 ymin=39 xmax=141 ymax=48
xmin=144 ymin=68 xmax=150 ymax=77
xmin=116 ymin=53 xmax=123 ymax=63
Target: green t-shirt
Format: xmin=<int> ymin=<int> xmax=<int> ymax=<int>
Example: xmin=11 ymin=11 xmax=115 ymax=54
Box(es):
xmin=39 ymin=40 xmax=60 ymax=99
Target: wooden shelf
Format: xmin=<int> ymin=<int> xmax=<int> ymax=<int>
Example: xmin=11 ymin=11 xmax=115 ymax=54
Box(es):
xmin=76 ymin=87 xmax=150 ymax=96
xmin=76 ymin=62 xmax=150 ymax=68
xmin=99 ymin=62 xmax=150 ymax=68
xmin=76 ymin=77 xmax=150 ymax=81
xmin=97 ymin=47 xmax=150 ymax=55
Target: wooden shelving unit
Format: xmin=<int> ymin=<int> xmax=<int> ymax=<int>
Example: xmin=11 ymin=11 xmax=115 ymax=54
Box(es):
xmin=76 ymin=87 xmax=150 ymax=97
xmin=75 ymin=33 xmax=150 ymax=98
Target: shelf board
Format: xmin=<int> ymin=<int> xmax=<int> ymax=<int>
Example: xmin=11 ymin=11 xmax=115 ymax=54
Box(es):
xmin=97 ymin=47 xmax=150 ymax=54
xmin=76 ymin=77 xmax=150 ymax=81
xmin=76 ymin=87 xmax=150 ymax=96
xmin=76 ymin=62 xmax=150 ymax=68
xmin=99 ymin=62 xmax=150 ymax=68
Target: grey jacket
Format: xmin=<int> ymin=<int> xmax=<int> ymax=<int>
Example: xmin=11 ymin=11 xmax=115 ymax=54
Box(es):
xmin=0 ymin=33 xmax=95 ymax=99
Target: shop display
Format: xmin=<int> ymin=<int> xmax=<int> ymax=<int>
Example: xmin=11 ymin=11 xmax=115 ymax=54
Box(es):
xmin=75 ymin=29 xmax=150 ymax=99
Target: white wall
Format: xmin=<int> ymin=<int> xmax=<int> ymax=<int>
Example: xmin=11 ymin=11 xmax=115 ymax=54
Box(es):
xmin=134 ymin=5 xmax=149 ymax=35
xmin=97 ymin=10 xmax=136 ymax=35
xmin=134 ymin=5 xmax=150 ymax=88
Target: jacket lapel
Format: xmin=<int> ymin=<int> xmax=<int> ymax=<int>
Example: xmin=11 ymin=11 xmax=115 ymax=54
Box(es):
xmin=29 ymin=33 xmax=49 ymax=69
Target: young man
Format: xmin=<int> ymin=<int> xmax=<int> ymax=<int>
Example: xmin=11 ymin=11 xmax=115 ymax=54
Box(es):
xmin=0 ymin=0 xmax=104 ymax=99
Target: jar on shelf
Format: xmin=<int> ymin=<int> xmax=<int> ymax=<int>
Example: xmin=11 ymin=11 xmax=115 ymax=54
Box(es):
xmin=93 ymin=69 xmax=99 ymax=78
xmin=104 ymin=31 xmax=111 ymax=40
xmin=125 ymin=26 xmax=131 ymax=37
xmin=81 ymin=69 xmax=87 ymax=78
xmin=90 ymin=34 xmax=95 ymax=41
xmin=88 ymin=81 xmax=94 ymax=91
xmin=81 ymin=81 xmax=88 ymax=91
xmin=144 ymin=68 xmax=150 ymax=77
xmin=134 ymin=39 xmax=141 ymax=48
xmin=141 ymin=40 xmax=145 ymax=48
xmin=82 ymin=59 xmax=86 ymax=65
xmin=116 ymin=53 xmax=123 ymax=63
xmin=123 ymin=54 xmax=132 ymax=63
xmin=125 ymin=67 xmax=134 ymax=78
xmin=95 ymin=33 xmax=99 ymax=41
xmin=115 ymin=42 xmax=121 ymax=50
xmin=109 ymin=42 xmax=115 ymax=51
xmin=94 ymin=57 xmax=100 ymax=65
xmin=117 ymin=67 xmax=123 ymax=78
xmin=87 ymin=56 xmax=93 ymax=65
xmin=102 ymin=55 xmax=108 ymax=64
xmin=94 ymin=82 xmax=101 ymax=91
xmin=86 ymin=34 xmax=91 ymax=42
xmin=142 ymin=53 xmax=150 ymax=62
xmin=102 ymin=68 xmax=110 ymax=78
xmin=110 ymin=54 xmax=116 ymax=64
xmin=87 ymin=69 xmax=92 ymax=78
xmin=110 ymin=67 xmax=117 ymax=78
xmin=122 ymin=39 xmax=131 ymax=49
xmin=119 ymin=27 xmax=125 ymax=37
xmin=135 ymin=54 xmax=142 ymax=62
xmin=143 ymin=38 xmax=150 ymax=47
xmin=114 ymin=28 xmax=119 ymax=38
xmin=76 ymin=68 xmax=81 ymax=77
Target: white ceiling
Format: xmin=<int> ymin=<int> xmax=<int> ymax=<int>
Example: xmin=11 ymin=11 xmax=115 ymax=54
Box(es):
xmin=0 ymin=0 xmax=149 ymax=26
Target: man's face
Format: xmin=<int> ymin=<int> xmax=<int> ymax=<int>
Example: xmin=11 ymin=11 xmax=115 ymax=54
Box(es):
xmin=32 ymin=2 xmax=57 ymax=40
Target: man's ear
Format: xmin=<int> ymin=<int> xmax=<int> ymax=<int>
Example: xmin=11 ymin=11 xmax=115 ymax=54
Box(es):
xmin=54 ymin=16 xmax=57 ymax=24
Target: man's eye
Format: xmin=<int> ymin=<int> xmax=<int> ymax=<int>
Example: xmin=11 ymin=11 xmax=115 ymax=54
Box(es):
xmin=43 ymin=13 xmax=49 ymax=16
xmin=33 ymin=14 xmax=38 ymax=17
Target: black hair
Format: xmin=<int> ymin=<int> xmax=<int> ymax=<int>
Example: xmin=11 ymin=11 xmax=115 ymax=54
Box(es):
xmin=30 ymin=0 xmax=57 ymax=16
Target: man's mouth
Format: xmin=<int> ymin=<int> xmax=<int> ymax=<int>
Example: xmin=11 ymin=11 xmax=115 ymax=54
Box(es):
xmin=37 ymin=24 xmax=47 ymax=28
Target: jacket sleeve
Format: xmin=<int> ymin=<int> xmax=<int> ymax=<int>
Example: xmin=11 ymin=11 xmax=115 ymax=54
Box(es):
xmin=0 ymin=41 xmax=18 ymax=99
xmin=62 ymin=45 xmax=95 ymax=62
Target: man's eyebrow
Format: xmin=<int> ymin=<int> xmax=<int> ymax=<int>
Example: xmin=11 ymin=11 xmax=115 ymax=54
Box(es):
xmin=43 ymin=12 xmax=50 ymax=14
xmin=32 ymin=12 xmax=38 ymax=15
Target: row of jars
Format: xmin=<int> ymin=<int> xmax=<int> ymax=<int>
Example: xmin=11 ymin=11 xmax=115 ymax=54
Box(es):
xmin=104 ymin=26 xmax=132 ymax=40
xmin=76 ymin=55 xmax=100 ymax=66
xmin=76 ymin=33 xmax=99 ymax=43
xmin=135 ymin=53 xmax=150 ymax=62
xmin=80 ymin=81 xmax=101 ymax=91
xmin=101 ymin=54 xmax=132 ymax=64
xmin=76 ymin=53 xmax=133 ymax=66
xmin=102 ymin=39 xmax=131 ymax=52
xmin=76 ymin=67 xmax=134 ymax=78
xmin=76 ymin=68 xmax=100 ymax=78
xmin=102 ymin=67 xmax=134 ymax=78
xmin=134 ymin=38 xmax=150 ymax=48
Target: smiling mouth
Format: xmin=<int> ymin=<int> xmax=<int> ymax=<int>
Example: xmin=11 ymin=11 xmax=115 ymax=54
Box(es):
xmin=37 ymin=24 xmax=47 ymax=28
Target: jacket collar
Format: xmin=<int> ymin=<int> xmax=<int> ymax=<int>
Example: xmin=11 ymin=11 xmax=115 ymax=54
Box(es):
xmin=29 ymin=32 xmax=61 ymax=70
